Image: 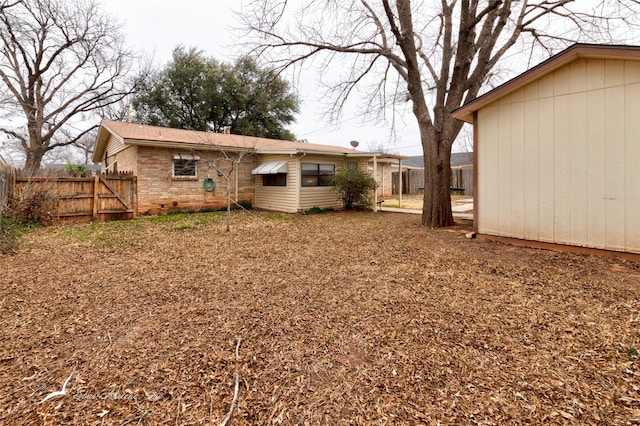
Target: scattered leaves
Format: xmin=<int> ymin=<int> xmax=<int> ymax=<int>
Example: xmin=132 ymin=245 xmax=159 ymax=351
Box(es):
xmin=0 ymin=211 xmax=639 ymax=424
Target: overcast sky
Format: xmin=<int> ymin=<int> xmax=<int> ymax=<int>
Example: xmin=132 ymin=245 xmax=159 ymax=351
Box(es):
xmin=99 ymin=0 xmax=426 ymax=155
xmin=97 ymin=0 xmax=637 ymax=156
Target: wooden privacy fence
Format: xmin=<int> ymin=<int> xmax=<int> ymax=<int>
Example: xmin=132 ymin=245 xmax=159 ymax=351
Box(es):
xmin=451 ymin=165 xmax=474 ymax=196
xmin=392 ymin=166 xmax=474 ymax=196
xmin=0 ymin=165 xmax=10 ymax=216
xmin=392 ymin=170 xmax=424 ymax=195
xmin=14 ymin=172 xmax=137 ymax=223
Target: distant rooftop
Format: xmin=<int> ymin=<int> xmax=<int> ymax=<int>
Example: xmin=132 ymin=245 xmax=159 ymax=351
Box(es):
xmin=403 ymin=152 xmax=473 ymax=169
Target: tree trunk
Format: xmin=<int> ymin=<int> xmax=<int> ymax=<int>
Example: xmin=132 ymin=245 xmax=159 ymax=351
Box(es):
xmin=24 ymin=146 xmax=45 ymax=176
xmin=420 ymin=127 xmax=454 ymax=228
xmin=393 ymin=0 xmax=455 ymax=228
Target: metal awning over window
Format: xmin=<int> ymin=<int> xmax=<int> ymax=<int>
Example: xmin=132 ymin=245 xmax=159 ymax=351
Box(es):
xmin=251 ymin=161 xmax=288 ymax=175
xmin=173 ymin=153 xmax=200 ymax=160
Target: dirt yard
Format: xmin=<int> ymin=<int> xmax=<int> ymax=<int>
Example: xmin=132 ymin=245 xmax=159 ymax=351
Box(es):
xmin=381 ymin=194 xmax=472 ymax=210
xmin=1 ymin=211 xmax=639 ymax=425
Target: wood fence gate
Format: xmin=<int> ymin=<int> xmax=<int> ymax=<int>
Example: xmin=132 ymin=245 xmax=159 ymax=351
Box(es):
xmin=392 ymin=170 xmax=424 ymax=194
xmin=14 ymin=173 xmax=137 ymax=223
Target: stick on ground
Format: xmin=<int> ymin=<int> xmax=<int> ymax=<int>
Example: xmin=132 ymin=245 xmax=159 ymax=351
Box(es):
xmin=219 ymin=336 xmax=242 ymax=426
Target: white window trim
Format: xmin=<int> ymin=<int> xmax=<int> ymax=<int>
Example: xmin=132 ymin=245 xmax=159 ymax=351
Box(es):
xmin=172 ymin=157 xmax=198 ymax=178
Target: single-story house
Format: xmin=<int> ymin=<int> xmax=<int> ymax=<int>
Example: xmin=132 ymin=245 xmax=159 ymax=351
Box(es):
xmin=92 ymin=120 xmax=406 ymax=214
xmin=453 ymin=43 xmax=640 ymax=255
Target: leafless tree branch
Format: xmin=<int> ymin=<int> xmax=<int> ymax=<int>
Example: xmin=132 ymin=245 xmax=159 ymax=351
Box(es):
xmin=0 ymin=0 xmax=143 ymax=174
xmin=240 ymin=0 xmax=640 ymax=227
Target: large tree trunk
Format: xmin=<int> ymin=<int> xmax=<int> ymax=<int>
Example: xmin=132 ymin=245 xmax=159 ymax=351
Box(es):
xmin=24 ymin=148 xmax=45 ymax=176
xmin=24 ymin=120 xmax=46 ymax=175
xmin=421 ymin=127 xmax=454 ymax=228
xmin=24 ymin=141 xmax=46 ymax=176
xmin=394 ymin=0 xmax=455 ymax=228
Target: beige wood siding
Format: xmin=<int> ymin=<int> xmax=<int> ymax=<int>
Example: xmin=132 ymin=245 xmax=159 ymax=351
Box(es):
xmin=299 ymin=155 xmax=343 ymax=211
xmin=105 ymin=134 xmax=126 ymax=156
xmin=477 ymin=58 xmax=640 ymax=253
xmin=101 ymin=134 xmax=130 ymax=173
xmin=254 ymin=155 xmax=299 ymax=213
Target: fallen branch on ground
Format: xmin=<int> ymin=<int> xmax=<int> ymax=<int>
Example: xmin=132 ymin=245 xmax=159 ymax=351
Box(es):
xmin=219 ymin=336 xmax=242 ymax=426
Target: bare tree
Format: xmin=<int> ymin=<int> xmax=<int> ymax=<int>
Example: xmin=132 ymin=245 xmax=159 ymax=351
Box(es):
xmin=206 ymin=152 xmax=250 ymax=232
xmin=73 ymin=132 xmax=98 ymax=166
xmin=0 ymin=1 xmax=20 ymax=12
xmin=242 ymin=0 xmax=640 ymax=227
xmin=0 ymin=0 xmax=142 ymax=175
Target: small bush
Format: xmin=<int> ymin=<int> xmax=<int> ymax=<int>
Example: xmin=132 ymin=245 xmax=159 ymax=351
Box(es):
xmin=8 ymin=182 xmax=58 ymax=225
xmin=331 ymin=169 xmax=378 ymax=210
xmin=65 ymin=163 xmax=88 ymax=177
xmin=305 ymin=206 xmax=327 ymax=215
xmin=0 ymin=218 xmax=19 ymax=254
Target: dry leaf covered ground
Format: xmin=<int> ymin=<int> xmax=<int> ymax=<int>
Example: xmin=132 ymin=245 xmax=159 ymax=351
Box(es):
xmin=1 ymin=210 xmax=639 ymax=425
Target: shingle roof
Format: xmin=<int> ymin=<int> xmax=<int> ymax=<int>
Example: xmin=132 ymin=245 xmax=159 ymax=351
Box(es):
xmin=94 ymin=120 xmax=364 ymax=161
xmin=402 ymin=153 xmax=472 ymax=169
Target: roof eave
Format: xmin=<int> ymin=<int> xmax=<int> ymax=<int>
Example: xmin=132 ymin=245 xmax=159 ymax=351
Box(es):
xmin=363 ymin=152 xmax=410 ymax=160
xmin=452 ymin=43 xmax=640 ymax=122
xmin=126 ymin=138 xmax=253 ymax=153
xmin=256 ymin=147 xmax=355 ymax=156
xmin=92 ymin=121 xmax=118 ymax=162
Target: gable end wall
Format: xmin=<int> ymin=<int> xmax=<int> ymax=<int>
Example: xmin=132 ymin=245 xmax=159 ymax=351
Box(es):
xmin=477 ymin=58 xmax=640 ymax=253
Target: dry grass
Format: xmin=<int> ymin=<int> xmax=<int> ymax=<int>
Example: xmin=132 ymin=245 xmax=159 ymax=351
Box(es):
xmin=0 ymin=210 xmax=639 ymax=425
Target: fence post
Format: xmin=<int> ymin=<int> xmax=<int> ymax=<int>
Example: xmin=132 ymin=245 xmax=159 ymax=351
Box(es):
xmin=131 ymin=176 xmax=137 ymax=218
xmin=92 ymin=175 xmax=99 ymax=221
xmin=8 ymin=167 xmax=15 ymax=201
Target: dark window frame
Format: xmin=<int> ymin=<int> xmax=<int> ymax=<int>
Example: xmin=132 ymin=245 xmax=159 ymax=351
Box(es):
xmin=263 ymin=173 xmax=287 ymax=186
xmin=173 ymin=158 xmax=197 ymax=178
xmin=301 ymin=163 xmax=335 ymax=187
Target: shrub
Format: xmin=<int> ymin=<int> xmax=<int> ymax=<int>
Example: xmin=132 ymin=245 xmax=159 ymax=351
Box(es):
xmin=305 ymin=206 xmax=327 ymax=214
xmin=331 ymin=169 xmax=378 ymax=210
xmin=65 ymin=163 xmax=88 ymax=177
xmin=0 ymin=217 xmax=19 ymax=254
xmin=8 ymin=182 xmax=58 ymax=225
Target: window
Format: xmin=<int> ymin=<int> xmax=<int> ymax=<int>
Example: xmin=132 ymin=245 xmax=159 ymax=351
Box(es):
xmin=301 ymin=163 xmax=335 ymax=186
xmin=347 ymin=161 xmax=359 ymax=171
xmin=172 ymin=154 xmax=199 ymax=178
xmin=263 ymin=173 xmax=287 ymax=186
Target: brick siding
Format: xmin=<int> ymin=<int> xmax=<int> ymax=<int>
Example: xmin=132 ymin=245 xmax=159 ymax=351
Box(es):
xmin=114 ymin=146 xmax=256 ymax=214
